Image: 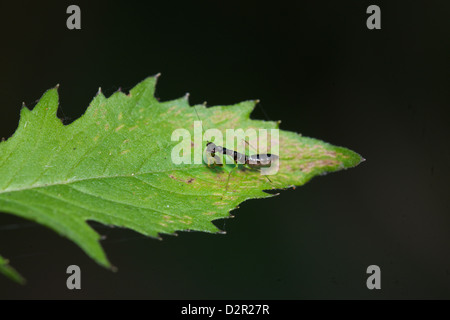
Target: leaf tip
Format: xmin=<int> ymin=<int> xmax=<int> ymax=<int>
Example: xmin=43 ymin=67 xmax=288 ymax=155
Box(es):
xmin=95 ymin=87 xmax=106 ymax=100
xmin=0 ymin=256 xmax=26 ymax=285
xmin=14 ymin=272 xmax=26 ymax=285
xmin=19 ymin=103 xmax=31 ymax=121
xmin=339 ymin=147 xmax=365 ymax=169
xmin=31 ymin=86 xmax=60 ymax=117
xmin=129 ymin=74 xmax=161 ymax=100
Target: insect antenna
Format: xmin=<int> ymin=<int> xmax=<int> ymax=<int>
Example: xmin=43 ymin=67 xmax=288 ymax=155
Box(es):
xmin=193 ymin=105 xmax=223 ymax=166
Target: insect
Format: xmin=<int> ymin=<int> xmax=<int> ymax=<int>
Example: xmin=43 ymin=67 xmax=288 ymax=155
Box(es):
xmin=205 ymin=141 xmax=278 ymax=169
xmin=193 ymin=106 xmax=279 ymax=195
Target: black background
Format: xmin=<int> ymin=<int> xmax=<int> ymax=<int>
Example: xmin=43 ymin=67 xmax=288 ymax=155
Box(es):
xmin=0 ymin=0 xmax=449 ymax=299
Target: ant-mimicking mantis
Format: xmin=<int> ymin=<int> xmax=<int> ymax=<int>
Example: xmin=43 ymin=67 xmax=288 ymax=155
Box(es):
xmin=193 ymin=106 xmax=279 ymax=197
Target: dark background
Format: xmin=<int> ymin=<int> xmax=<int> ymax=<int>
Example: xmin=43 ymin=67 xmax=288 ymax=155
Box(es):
xmin=0 ymin=0 xmax=449 ymax=299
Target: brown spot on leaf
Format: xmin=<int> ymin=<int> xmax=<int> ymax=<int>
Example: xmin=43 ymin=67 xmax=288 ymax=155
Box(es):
xmin=299 ymin=159 xmax=340 ymax=173
xmin=169 ymin=174 xmax=196 ymax=184
xmin=324 ymin=150 xmax=337 ymax=157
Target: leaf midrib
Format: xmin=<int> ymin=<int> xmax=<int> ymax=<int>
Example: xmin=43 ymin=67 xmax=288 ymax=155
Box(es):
xmin=0 ymin=166 xmax=203 ymax=195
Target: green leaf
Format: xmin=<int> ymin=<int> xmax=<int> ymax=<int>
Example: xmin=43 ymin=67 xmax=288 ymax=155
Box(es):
xmin=0 ymin=255 xmax=25 ymax=285
xmin=0 ymin=75 xmax=363 ymax=279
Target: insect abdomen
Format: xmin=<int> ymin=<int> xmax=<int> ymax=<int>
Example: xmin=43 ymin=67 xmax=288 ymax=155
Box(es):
xmin=247 ymin=154 xmax=278 ymax=167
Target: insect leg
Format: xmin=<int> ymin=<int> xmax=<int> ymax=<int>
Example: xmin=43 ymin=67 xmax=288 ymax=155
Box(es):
xmin=206 ymin=146 xmax=223 ymax=167
xmin=207 ymin=154 xmax=223 ymax=167
xmin=221 ymin=165 xmax=238 ymax=200
xmin=212 ymin=154 xmax=223 ymax=166
xmin=246 ymin=164 xmax=276 ymax=188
